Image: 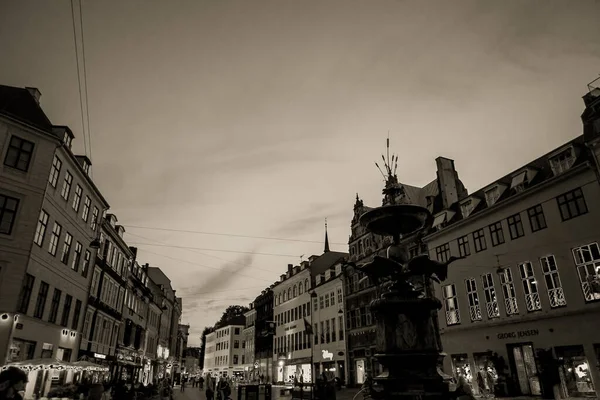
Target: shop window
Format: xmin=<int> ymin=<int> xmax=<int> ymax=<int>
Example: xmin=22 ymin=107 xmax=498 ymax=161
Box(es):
xmin=442 ymin=284 xmax=460 ymax=326
xmin=555 ymin=345 xmax=596 ymax=398
xmin=540 ymin=255 xmax=567 ymax=308
xmin=499 ymin=268 xmax=518 ymax=315
xmin=473 ymin=353 xmax=499 ymax=396
xmin=481 ymin=273 xmax=500 ymax=318
xmin=451 ymin=354 xmax=472 ymax=384
xmin=8 ymin=338 xmax=36 ymax=362
xmin=518 ymin=262 xmax=542 ymax=312
xmin=465 ymin=278 xmax=482 ymax=322
xmin=572 ymin=242 xmax=600 ymax=302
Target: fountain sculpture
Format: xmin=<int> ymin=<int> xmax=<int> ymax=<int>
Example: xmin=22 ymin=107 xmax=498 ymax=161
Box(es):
xmin=348 ymin=144 xmax=463 ymax=399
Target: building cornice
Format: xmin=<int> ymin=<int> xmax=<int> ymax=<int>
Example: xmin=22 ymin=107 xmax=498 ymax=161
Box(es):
xmin=424 ymin=162 xmax=593 ymax=241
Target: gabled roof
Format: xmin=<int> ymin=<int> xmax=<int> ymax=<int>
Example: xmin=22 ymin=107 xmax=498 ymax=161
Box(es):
xmin=0 ymin=85 xmax=54 ymax=133
xmin=309 ymin=251 xmax=348 ymax=276
xmin=430 ymin=135 xmax=589 ymax=232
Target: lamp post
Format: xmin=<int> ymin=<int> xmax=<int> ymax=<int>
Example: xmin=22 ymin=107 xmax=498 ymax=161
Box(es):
xmin=309 ymin=291 xmax=318 ymax=385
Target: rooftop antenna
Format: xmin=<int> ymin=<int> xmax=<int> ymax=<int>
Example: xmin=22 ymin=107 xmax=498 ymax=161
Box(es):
xmin=375 ymin=162 xmax=387 ymax=180
xmin=387 ymin=130 xmax=390 ymax=172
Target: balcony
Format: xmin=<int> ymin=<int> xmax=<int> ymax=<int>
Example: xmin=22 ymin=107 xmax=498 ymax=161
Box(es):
xmin=525 ymin=293 xmax=542 ymax=312
xmin=548 ymin=288 xmax=567 ymax=308
xmin=504 ymin=297 xmax=518 ymax=315
xmin=468 ymin=305 xmax=482 ymax=322
xmin=445 ymin=310 xmax=460 ymax=326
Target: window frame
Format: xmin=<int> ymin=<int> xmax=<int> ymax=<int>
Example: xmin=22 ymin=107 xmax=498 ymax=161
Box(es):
xmin=488 ymin=221 xmax=505 ymax=247
xmin=61 ymin=171 xmax=73 ymax=200
xmin=34 ymin=209 xmax=49 ymax=246
xmin=49 ymin=156 xmax=62 ymax=187
xmin=457 ymin=235 xmax=471 ymax=257
xmin=3 ymin=135 xmax=34 ymax=172
xmin=473 ymin=228 xmax=487 ymax=253
xmin=556 ymin=188 xmax=588 ymax=221
xmin=507 ymin=213 xmax=525 ymax=240
xmin=435 ymin=243 xmax=451 ymax=263
xmin=0 ymin=194 xmax=19 ymax=235
xmin=527 ymin=204 xmax=547 ymax=232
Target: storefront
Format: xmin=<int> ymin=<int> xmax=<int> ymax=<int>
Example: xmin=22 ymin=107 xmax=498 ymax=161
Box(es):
xmin=275 ymin=357 xmax=312 ymax=384
xmin=314 ymin=346 xmax=346 ymax=384
xmin=441 ymin=312 xmax=600 ymax=398
xmin=114 ymin=348 xmax=144 ymax=383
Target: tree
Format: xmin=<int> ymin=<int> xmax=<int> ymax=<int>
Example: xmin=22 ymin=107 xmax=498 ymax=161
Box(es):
xmin=214 ymin=305 xmax=249 ymax=329
xmin=199 ymin=326 xmax=215 ymax=370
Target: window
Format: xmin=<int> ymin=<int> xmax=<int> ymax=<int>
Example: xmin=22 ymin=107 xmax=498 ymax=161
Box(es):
xmin=48 ymin=289 xmax=62 ymax=323
xmin=331 ymin=318 xmax=336 ymax=341
xmin=233 ymin=355 xmax=238 ymax=365
xmin=482 ymin=273 xmax=499 ymax=318
xmin=330 ymin=292 xmax=335 ymax=306
xmin=484 ymin=186 xmax=501 ymax=207
xmin=82 ymin=250 xmax=91 ymax=278
xmin=465 ymin=278 xmax=482 ymax=321
xmin=557 ymin=188 xmax=588 ymax=221
xmin=527 ymin=204 xmax=547 ymax=232
xmin=436 ymin=243 xmax=451 ymax=263
xmin=4 ymin=135 xmax=34 ymax=171
xmin=34 ymin=210 xmax=49 ymax=246
xmin=61 ymin=171 xmax=73 ymax=200
xmin=17 ymin=274 xmax=35 ymax=314
xmin=34 ymin=281 xmax=49 ymax=319
xmin=91 ymin=207 xmax=99 ymax=230
xmin=48 ymin=222 xmax=62 ymax=256
xmin=499 ymin=268 xmax=518 ymax=315
xmin=488 ymin=221 xmax=505 ymax=247
xmin=61 ymin=232 xmax=73 ymax=265
xmin=572 ymin=243 xmax=600 ymax=302
xmin=473 ymin=229 xmax=487 ymax=253
xmin=337 ymin=288 xmax=342 ymax=304
xmin=549 ymin=147 xmax=575 ymax=176
xmin=234 ymin=327 xmax=240 ymax=334
xmin=0 ymin=194 xmax=19 ymax=235
xmin=72 ymin=185 xmax=82 ymax=212
xmin=457 ymin=235 xmax=470 ymax=257
xmin=442 ymin=284 xmax=460 ymax=326
xmin=313 ymin=298 xmax=318 ymax=312
xmin=71 ymin=242 xmax=82 ymax=271
xmin=325 ymin=294 xmax=330 ymax=308
xmin=234 ymin=340 xmax=239 ymax=348
xmin=540 ymin=255 xmax=566 ymax=308
xmin=49 ymin=156 xmax=62 ymax=187
xmin=299 ymin=282 xmax=303 ymax=295
xmin=338 ymin=315 xmax=344 ymax=340
xmin=507 ymin=213 xmax=525 ymax=240
xmin=460 ymin=199 xmax=475 ymax=217
xmin=319 ymin=296 xmax=324 ymax=309
xmin=518 ymin=262 xmax=542 ymax=312
xmin=61 ymin=294 xmax=72 ymax=327
xmin=82 ymin=196 xmax=91 ymax=222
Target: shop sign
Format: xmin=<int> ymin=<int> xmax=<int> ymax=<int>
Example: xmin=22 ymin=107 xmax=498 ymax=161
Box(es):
xmin=285 ymin=325 xmax=297 ymax=331
xmin=497 ymin=329 xmax=539 ymax=340
xmin=94 ymin=353 xmax=107 ymax=359
xmin=321 ymin=350 xmax=334 ymax=361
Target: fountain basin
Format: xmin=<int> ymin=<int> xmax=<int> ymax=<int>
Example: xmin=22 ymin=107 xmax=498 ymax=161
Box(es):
xmin=359 ymin=204 xmax=431 ymax=237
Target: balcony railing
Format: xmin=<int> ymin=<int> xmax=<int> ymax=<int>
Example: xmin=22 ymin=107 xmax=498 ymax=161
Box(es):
xmin=548 ymin=288 xmax=567 ymax=308
xmin=525 ymin=293 xmax=542 ymax=311
xmin=445 ymin=309 xmax=460 ymax=326
xmin=485 ymin=301 xmax=500 ymax=318
xmin=469 ymin=305 xmax=482 ymax=321
xmin=504 ymin=297 xmax=518 ymax=315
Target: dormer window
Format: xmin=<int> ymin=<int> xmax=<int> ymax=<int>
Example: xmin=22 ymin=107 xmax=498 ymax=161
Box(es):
xmin=316 ymin=275 xmax=321 ymax=285
xmin=510 ymin=168 xmax=538 ymax=193
xmin=549 ymin=147 xmax=576 ymax=176
xmin=483 ymin=184 xmax=506 ymax=208
xmin=63 ymin=131 xmax=72 ymax=148
xmin=460 ymin=200 xmax=474 ymax=218
xmin=432 ymin=210 xmax=455 ymax=230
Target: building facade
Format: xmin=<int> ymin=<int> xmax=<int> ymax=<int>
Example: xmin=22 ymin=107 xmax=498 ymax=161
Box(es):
xmin=203 ymin=324 xmax=245 ymax=378
xmin=343 ymin=156 xmax=467 ymax=386
xmin=253 ymin=287 xmax=275 ymax=383
xmin=310 ymin=253 xmax=348 ymax=384
xmin=242 ymin=306 xmax=256 ymax=380
xmin=426 ymin=89 xmax=600 ymax=399
xmin=0 ymin=85 xmax=109 ymax=398
xmin=79 ymin=213 xmax=132 ymax=378
xmin=273 ymin=262 xmax=313 ymax=383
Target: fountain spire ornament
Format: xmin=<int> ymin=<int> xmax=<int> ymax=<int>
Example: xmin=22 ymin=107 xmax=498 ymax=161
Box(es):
xmin=349 ymin=138 xmax=463 ymax=399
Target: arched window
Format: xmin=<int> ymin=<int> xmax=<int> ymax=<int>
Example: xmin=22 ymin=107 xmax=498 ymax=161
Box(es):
xmin=288 ymin=287 xmax=292 ymax=300
xmin=304 ymin=278 xmax=309 ymax=292
xmin=299 ymin=283 xmax=303 ymax=295
xmin=283 ymin=291 xmax=287 ymax=302
xmin=279 ymin=293 xmax=282 ymax=304
xmin=293 ymin=285 xmax=297 ymax=297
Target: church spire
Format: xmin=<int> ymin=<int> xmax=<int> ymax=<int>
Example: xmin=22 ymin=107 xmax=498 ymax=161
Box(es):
xmin=324 ymin=218 xmax=330 ymax=253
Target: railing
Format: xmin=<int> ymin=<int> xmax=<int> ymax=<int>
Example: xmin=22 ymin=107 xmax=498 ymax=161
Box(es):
xmin=525 ymin=293 xmax=542 ymax=311
xmin=504 ymin=297 xmax=518 ymax=315
xmin=581 ymin=282 xmax=600 ymax=301
xmin=485 ymin=301 xmax=500 ymax=318
xmin=548 ymin=288 xmax=567 ymax=307
xmin=445 ymin=310 xmax=460 ymax=325
xmin=468 ymin=305 xmax=482 ymax=322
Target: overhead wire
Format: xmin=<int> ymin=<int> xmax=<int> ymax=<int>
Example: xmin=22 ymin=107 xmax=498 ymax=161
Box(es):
xmin=70 ymin=0 xmax=88 ymax=158
xmin=123 ymin=225 xmax=348 ymax=246
xmin=78 ymin=0 xmax=93 ymax=166
xmin=129 ymin=242 xmax=299 ymax=258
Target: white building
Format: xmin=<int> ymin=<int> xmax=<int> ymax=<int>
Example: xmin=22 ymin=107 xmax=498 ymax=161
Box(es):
xmin=203 ymin=324 xmax=245 ymax=378
xmin=273 ymin=262 xmax=313 ymax=383
xmin=311 ymin=255 xmax=348 ymax=384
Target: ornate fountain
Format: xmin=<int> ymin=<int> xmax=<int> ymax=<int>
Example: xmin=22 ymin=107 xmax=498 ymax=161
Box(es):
xmin=350 ymin=145 xmax=462 ymax=399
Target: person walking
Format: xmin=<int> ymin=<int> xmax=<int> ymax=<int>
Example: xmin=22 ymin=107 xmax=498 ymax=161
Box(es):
xmin=180 ymin=376 xmax=186 ymax=393
xmin=206 ymin=375 xmax=215 ymax=400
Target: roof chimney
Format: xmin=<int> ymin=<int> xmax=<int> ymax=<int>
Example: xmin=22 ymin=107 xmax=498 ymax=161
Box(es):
xmin=25 ymin=87 xmax=41 ymax=104
xmin=287 ymin=264 xmax=293 ymax=275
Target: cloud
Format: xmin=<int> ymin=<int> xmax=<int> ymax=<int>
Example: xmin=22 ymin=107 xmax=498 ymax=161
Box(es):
xmin=271 ymin=209 xmax=350 ymax=238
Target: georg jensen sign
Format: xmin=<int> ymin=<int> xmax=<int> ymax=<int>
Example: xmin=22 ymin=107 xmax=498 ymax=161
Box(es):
xmin=497 ymin=329 xmax=539 ymax=340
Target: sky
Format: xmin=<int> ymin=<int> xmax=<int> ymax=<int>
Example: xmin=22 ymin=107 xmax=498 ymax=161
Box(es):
xmin=1 ymin=0 xmax=600 ymax=346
